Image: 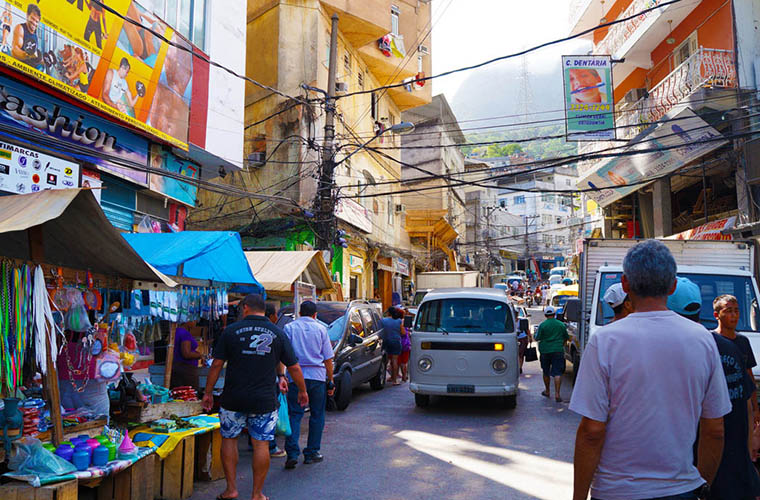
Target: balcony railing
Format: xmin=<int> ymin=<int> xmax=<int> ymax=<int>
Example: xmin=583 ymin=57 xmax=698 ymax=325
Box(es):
xmin=616 ymin=47 xmax=736 ymax=139
xmin=596 ymin=0 xmax=666 ymax=56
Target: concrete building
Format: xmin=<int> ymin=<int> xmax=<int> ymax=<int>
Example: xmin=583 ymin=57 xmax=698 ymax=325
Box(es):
xmin=198 ymin=0 xmax=433 ymax=305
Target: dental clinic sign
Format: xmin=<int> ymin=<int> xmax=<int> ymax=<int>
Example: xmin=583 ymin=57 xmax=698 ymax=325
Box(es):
xmin=562 ymin=55 xmax=615 ymax=141
xmin=0 ymin=141 xmax=79 ymax=195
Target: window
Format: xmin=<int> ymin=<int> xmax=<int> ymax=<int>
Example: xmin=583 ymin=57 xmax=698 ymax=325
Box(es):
xmin=555 ymin=235 xmax=565 ymax=245
xmin=556 ymin=216 xmax=563 ymax=225
xmin=371 ymin=92 xmax=378 ymax=120
xmin=543 ymin=234 xmax=553 ymax=245
xmin=357 ymin=71 xmax=364 ymax=89
xmin=343 ymin=52 xmax=352 ymax=75
xmin=541 ymin=193 xmax=555 ymax=203
xmin=391 ymin=5 xmax=400 ymax=36
xmin=358 ymin=309 xmax=375 ymax=336
xmin=387 ymin=198 xmax=394 ymax=226
xmin=499 ymin=199 xmax=506 ymax=208
xmin=514 ymin=195 xmax=525 ymax=205
xmin=413 ymin=298 xmax=514 ymax=333
xmin=349 ymin=310 xmax=365 ymax=337
xmin=542 ymin=214 xmax=553 ymax=226
xmin=153 ymin=0 xmax=206 ymax=49
xmin=566 ymin=178 xmax=572 ymax=187
xmin=674 ymin=31 xmax=698 ymax=67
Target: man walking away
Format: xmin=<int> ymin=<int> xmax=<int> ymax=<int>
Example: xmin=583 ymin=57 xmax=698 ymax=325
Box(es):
xmin=713 ymin=294 xmax=759 ymax=425
xmin=283 ymin=301 xmax=335 ymax=469
xmin=202 ymin=294 xmax=308 ymax=500
xmin=603 ymin=283 xmax=632 ymax=322
xmin=535 ymin=306 xmax=568 ymax=402
xmin=570 ymin=240 xmax=731 ymax=500
xmin=669 ymin=278 xmax=760 ymax=500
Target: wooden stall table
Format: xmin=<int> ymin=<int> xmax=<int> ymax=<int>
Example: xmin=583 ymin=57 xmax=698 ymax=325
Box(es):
xmin=0 ymin=479 xmax=77 ymax=500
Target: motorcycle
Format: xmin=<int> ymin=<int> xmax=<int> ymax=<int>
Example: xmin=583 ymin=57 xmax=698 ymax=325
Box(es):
xmin=525 ymin=290 xmax=533 ymax=307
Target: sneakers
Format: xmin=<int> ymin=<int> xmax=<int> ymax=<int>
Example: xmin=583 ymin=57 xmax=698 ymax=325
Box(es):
xmin=270 ymin=446 xmax=286 ymax=458
xmin=303 ymin=453 xmax=324 ymax=464
xmin=284 ymin=458 xmax=297 ymax=469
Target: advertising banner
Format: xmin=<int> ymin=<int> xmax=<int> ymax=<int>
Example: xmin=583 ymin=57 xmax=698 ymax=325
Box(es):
xmin=0 ymin=73 xmax=149 ymax=185
xmin=0 ymin=0 xmax=192 ymax=149
xmin=577 ymin=108 xmax=727 ymax=207
xmin=562 ymin=55 xmax=615 ymax=141
xmin=0 ymin=139 xmax=79 ymax=194
xmin=666 ymin=216 xmax=736 ymax=241
xmin=149 ymin=144 xmax=198 ymax=206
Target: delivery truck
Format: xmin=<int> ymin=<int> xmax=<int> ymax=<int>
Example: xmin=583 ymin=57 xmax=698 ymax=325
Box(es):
xmin=415 ymin=271 xmax=480 ymax=290
xmin=563 ymin=239 xmax=760 ymax=379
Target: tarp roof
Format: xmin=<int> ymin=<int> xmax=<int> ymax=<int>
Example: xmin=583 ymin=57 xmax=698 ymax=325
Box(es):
xmin=244 ymin=251 xmax=334 ymax=293
xmin=123 ymin=231 xmax=263 ymax=291
xmin=0 ymin=189 xmax=174 ymax=283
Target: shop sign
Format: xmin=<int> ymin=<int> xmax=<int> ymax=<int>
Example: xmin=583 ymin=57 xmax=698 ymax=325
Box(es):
xmin=577 ymin=108 xmax=727 ymax=207
xmin=0 ymin=0 xmax=193 ymax=149
xmin=393 ymin=257 xmax=410 ymax=276
xmin=0 ymin=74 xmax=149 ymax=185
xmin=0 ymin=140 xmax=78 ymax=194
xmin=149 ymin=145 xmax=198 ymax=206
xmin=335 ymin=198 xmax=372 ymax=233
xmin=349 ymin=255 xmax=364 ymax=272
xmin=562 ymin=55 xmax=615 ymax=141
xmin=667 ymin=216 xmax=736 ymax=241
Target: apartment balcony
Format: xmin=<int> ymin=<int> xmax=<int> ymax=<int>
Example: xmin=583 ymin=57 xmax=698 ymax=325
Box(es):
xmin=594 ymin=0 xmax=700 ymax=83
xmin=358 ymin=33 xmax=417 ymax=84
xmin=569 ymin=0 xmax=611 ymax=36
xmin=320 ymin=0 xmax=391 ymax=48
xmin=387 ymin=80 xmax=432 ymax=111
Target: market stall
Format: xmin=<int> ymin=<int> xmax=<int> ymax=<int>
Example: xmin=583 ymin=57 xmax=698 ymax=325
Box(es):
xmin=0 ymin=189 xmax=177 ymax=498
xmin=243 ymin=250 xmax=334 ymax=305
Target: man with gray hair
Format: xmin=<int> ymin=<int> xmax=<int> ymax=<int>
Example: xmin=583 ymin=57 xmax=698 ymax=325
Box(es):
xmin=570 ymin=240 xmax=731 ymax=500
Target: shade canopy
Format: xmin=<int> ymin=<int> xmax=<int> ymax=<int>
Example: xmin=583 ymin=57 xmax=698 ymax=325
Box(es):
xmin=244 ymin=251 xmax=334 ymax=294
xmin=0 ymin=189 xmax=173 ymax=283
xmin=123 ymin=231 xmax=263 ymax=292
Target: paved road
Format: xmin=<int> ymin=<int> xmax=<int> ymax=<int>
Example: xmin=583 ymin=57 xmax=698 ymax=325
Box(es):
xmin=190 ymin=306 xmax=580 ymax=500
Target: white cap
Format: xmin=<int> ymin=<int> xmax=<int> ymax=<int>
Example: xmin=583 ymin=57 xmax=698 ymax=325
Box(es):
xmin=603 ymin=283 xmax=627 ymax=308
xmin=544 ymin=306 xmax=556 ymax=315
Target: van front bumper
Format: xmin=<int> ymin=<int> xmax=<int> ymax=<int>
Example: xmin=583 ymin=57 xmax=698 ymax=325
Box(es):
xmin=409 ymin=382 xmax=517 ymax=397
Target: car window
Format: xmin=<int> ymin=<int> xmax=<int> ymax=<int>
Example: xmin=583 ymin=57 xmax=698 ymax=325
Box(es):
xmin=348 ymin=309 xmax=366 ymax=338
xmin=358 ymin=309 xmax=376 ymax=335
xmin=327 ymin=315 xmax=346 ymax=343
xmin=370 ymin=309 xmax=384 ymax=332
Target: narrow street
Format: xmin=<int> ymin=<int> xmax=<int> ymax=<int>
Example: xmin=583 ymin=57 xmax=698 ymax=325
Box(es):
xmin=191 ymin=308 xmax=580 ymax=500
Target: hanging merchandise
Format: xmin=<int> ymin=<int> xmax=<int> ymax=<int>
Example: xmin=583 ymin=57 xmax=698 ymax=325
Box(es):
xmin=33 ymin=266 xmax=60 ymax=376
xmin=1 ymin=261 xmax=14 ymax=391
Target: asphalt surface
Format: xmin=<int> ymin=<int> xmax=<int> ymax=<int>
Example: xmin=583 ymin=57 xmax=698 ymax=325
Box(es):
xmin=190 ymin=306 xmax=580 ymax=500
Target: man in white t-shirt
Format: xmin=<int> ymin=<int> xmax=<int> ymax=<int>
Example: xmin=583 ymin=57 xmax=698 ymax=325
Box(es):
xmin=569 ymin=240 xmax=731 ymax=500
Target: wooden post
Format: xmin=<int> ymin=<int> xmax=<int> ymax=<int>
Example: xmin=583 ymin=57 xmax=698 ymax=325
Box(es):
xmin=28 ymin=225 xmax=64 ymax=446
xmin=164 ymin=323 xmax=177 ymax=389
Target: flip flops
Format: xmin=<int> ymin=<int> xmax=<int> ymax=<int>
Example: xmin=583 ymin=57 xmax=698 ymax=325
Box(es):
xmin=541 ymin=390 xmax=550 ymax=398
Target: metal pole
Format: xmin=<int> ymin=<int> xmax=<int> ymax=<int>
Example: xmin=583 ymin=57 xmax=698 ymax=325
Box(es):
xmin=485 ymin=206 xmax=492 ymax=287
xmin=316 ymin=14 xmax=339 ymax=250
xmin=524 ymin=215 xmax=529 ymax=275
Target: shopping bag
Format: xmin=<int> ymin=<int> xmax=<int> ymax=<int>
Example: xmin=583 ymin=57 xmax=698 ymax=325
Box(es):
xmin=525 ymin=344 xmax=538 ymax=362
xmin=275 ymin=393 xmax=291 ymax=436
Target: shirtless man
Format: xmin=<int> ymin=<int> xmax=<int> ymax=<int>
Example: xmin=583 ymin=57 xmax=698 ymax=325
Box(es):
xmin=12 ymin=4 xmax=42 ymax=67
xmin=569 ymin=68 xmax=606 ymax=104
xmin=101 ymin=58 xmax=139 ymax=115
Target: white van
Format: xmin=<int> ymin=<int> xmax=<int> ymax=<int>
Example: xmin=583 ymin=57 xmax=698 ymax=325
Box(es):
xmin=409 ymin=288 xmax=520 ymax=409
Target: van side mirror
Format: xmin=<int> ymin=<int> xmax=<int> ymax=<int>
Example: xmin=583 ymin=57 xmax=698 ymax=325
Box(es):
xmin=518 ymin=318 xmax=529 ymax=333
xmin=564 ymin=299 xmax=581 ymax=323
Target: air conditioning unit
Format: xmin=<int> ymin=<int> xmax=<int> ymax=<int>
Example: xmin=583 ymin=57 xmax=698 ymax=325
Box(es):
xmin=622 ymin=87 xmax=647 ymax=105
xmin=395 ymin=203 xmax=406 ymax=213
xmin=247 ymin=151 xmax=265 ymax=167
xmin=335 ymin=81 xmax=348 ymax=94
xmin=417 ymin=44 xmax=430 ymax=55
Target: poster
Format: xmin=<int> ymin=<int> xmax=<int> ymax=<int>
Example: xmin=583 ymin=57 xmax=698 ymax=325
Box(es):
xmin=149 ymin=144 xmax=198 ymax=206
xmin=577 ymin=108 xmax=727 ymax=207
xmin=82 ymin=168 xmax=102 ymax=202
xmin=562 ymin=55 xmax=615 ymax=141
xmin=0 ymin=73 xmax=149 ymax=185
xmin=0 ymin=140 xmax=79 ymax=194
xmin=0 ymin=0 xmax=192 ymax=149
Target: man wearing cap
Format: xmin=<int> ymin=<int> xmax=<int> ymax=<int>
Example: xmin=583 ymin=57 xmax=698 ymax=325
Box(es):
xmin=669 ymin=278 xmax=760 ymax=500
xmin=570 ymin=240 xmax=731 ymax=500
xmin=535 ymin=306 xmax=569 ymax=402
xmin=603 ymin=282 xmax=631 ymax=322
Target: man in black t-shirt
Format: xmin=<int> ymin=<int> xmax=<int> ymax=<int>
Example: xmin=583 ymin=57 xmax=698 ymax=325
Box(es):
xmin=203 ymin=294 xmax=308 ymax=500
xmin=714 ymin=295 xmax=759 ymax=424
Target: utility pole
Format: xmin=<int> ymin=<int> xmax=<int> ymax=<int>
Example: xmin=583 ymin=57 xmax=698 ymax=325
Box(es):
xmin=484 ymin=206 xmax=493 ymax=287
xmin=523 ymin=214 xmax=539 ymax=278
xmin=316 ymin=14 xmax=339 ymax=250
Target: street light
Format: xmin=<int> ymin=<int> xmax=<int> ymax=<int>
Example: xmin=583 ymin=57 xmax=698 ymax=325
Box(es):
xmin=335 ymin=121 xmax=415 ymax=166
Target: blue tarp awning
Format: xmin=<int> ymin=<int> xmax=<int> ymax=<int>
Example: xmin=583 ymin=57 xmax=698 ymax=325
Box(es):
xmin=123 ymin=232 xmax=264 ymax=294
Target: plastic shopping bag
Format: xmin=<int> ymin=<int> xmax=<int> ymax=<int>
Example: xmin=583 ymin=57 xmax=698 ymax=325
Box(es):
xmin=275 ymin=393 xmax=291 ymax=437
xmin=8 ymin=437 xmax=76 ymax=479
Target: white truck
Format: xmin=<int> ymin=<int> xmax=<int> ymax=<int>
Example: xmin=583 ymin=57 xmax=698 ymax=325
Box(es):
xmin=563 ymin=239 xmax=760 ymax=379
xmin=416 ymin=271 xmax=481 ymax=290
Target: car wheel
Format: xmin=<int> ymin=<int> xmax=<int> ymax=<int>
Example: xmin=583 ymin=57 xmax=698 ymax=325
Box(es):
xmin=502 ymin=395 xmax=517 ymax=410
xmin=369 ymin=358 xmax=386 ymax=390
xmin=414 ymin=394 xmax=430 ymax=408
xmin=335 ymin=370 xmax=352 ymax=411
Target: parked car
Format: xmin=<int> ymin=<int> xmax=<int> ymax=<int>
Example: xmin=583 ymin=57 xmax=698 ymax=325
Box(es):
xmin=277 ymin=300 xmax=386 ymax=410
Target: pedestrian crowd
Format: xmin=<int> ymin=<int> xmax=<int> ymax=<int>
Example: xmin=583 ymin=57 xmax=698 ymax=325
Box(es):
xmin=562 ymin=240 xmax=760 ymax=500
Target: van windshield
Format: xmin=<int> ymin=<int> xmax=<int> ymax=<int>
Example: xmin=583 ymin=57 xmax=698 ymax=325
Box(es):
xmin=596 ymin=272 xmax=760 ymax=331
xmin=414 ymin=298 xmax=514 ymax=333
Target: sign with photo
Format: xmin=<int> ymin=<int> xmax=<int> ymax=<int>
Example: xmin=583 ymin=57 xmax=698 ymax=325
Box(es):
xmin=562 ymin=55 xmax=615 ymax=141
xmin=0 ymin=140 xmax=79 ymax=194
xmin=149 ymin=144 xmax=198 ymax=206
xmin=0 ymin=0 xmax=193 ymax=149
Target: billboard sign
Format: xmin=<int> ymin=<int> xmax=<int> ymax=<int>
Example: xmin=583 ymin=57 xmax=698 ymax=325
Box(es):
xmin=149 ymin=144 xmax=198 ymax=206
xmin=0 ymin=140 xmax=79 ymax=194
xmin=562 ymin=55 xmax=615 ymax=141
xmin=0 ymin=0 xmax=193 ymax=149
xmin=0 ymin=73 xmax=149 ymax=185
xmin=577 ymin=108 xmax=727 ymax=207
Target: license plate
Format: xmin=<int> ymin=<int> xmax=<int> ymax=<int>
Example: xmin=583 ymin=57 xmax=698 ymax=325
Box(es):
xmin=447 ymin=384 xmax=475 ymax=394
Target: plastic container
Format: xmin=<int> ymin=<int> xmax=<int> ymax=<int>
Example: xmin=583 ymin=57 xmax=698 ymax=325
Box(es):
xmin=72 ymin=448 xmax=90 ymax=471
xmin=92 ymin=445 xmax=109 ymax=466
xmin=105 ymin=442 xmax=117 ymax=461
xmin=95 ymin=435 xmax=109 ymax=445
xmin=87 ymin=438 xmax=101 ymax=451
xmin=55 ymin=445 xmax=74 ymax=462
xmin=42 ymin=443 xmax=56 ymax=453
xmin=74 ymin=443 xmax=92 ymax=464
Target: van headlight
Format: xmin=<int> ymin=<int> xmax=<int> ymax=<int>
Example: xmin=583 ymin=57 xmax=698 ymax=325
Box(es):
xmin=418 ymin=357 xmax=432 ymax=372
xmin=492 ymin=358 xmax=507 ymax=372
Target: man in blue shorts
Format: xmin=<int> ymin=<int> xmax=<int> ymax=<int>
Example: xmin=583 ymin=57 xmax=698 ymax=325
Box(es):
xmin=203 ymin=294 xmax=309 ymax=500
xmin=535 ymin=305 xmax=568 ymax=402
